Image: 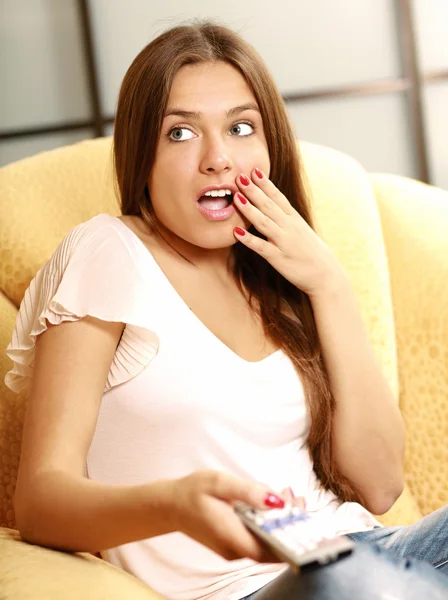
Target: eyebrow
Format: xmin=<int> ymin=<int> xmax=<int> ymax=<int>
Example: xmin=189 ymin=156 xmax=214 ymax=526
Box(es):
xmin=164 ymin=102 xmax=260 ymax=120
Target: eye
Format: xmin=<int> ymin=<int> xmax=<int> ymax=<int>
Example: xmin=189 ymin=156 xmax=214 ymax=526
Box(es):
xmin=230 ymin=122 xmax=254 ymax=137
xmin=169 ymin=127 xmax=195 ymax=142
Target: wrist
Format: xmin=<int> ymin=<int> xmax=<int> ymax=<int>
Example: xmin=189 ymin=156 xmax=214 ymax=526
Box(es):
xmin=308 ymin=268 xmax=351 ymax=302
xmin=139 ymin=478 xmax=179 ymax=536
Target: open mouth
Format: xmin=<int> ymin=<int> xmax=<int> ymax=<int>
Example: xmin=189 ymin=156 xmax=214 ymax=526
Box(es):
xmin=197 ymin=192 xmax=233 ymax=210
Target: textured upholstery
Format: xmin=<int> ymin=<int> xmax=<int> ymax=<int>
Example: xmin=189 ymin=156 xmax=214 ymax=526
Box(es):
xmin=0 ymin=291 xmax=24 ymax=529
xmin=0 ymin=527 xmax=163 ymax=599
xmin=371 ymin=174 xmax=448 ymax=514
xmin=0 ymin=138 xmax=120 ymax=307
xmin=0 ymin=137 xmax=446 ymax=598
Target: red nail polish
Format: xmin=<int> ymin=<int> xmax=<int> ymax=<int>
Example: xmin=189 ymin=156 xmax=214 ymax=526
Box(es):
xmin=236 ymin=193 xmax=247 ymax=204
xmin=254 ymin=168 xmax=263 ymax=179
xmin=239 ymin=174 xmax=250 ymax=186
xmin=234 ymin=227 xmax=246 ymax=236
xmin=264 ymin=494 xmax=285 ymax=509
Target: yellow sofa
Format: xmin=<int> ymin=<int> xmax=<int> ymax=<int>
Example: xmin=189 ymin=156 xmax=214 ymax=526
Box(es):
xmin=0 ymin=138 xmax=446 ymax=599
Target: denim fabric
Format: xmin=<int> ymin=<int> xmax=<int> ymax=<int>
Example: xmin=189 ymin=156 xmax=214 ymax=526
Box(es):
xmin=241 ymin=504 xmax=448 ymax=600
xmin=347 ymin=504 xmax=448 ymax=574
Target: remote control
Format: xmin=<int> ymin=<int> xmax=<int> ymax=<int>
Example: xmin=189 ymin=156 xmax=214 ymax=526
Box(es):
xmin=234 ymin=502 xmax=355 ymax=573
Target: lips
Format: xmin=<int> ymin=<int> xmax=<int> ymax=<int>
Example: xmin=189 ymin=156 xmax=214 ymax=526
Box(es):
xmin=197 ymin=201 xmax=236 ymax=221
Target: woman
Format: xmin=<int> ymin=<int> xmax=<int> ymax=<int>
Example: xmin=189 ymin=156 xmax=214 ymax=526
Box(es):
xmin=5 ymin=21 xmax=447 ymax=600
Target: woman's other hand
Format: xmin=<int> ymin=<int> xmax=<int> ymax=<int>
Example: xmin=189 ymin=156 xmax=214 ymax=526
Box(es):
xmin=166 ymin=470 xmax=285 ymax=562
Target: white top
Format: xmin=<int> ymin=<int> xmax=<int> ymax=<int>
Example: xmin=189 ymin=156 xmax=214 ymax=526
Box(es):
xmin=5 ymin=214 xmax=381 ymax=600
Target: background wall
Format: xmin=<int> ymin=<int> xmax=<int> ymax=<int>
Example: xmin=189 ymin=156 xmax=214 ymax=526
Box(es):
xmin=0 ymin=0 xmax=447 ymax=189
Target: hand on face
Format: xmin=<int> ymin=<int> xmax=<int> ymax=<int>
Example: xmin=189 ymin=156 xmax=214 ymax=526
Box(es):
xmin=232 ymin=168 xmax=346 ymax=297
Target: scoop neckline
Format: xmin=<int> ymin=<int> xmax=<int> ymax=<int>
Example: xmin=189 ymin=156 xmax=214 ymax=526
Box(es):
xmin=103 ymin=214 xmax=283 ymax=367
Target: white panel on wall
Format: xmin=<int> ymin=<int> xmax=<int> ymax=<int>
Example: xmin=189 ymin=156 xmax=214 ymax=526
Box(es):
xmin=287 ymin=92 xmax=416 ymax=180
xmin=0 ymin=0 xmax=90 ymax=130
xmin=422 ymin=82 xmax=448 ymax=190
xmin=411 ymin=0 xmax=448 ymax=72
xmin=89 ymin=0 xmax=402 ymax=116
xmin=104 ymin=123 xmax=114 ymax=138
xmin=0 ymin=130 xmax=93 ymax=168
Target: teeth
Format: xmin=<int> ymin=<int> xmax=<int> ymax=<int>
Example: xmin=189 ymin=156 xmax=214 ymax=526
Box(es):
xmin=204 ymin=188 xmax=232 ymax=197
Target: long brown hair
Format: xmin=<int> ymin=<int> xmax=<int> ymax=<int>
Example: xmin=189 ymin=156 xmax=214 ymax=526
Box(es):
xmin=113 ymin=21 xmax=363 ymax=505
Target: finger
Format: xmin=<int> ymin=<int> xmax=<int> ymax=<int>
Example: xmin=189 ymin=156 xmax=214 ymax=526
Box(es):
xmin=209 ymin=505 xmax=281 ymax=563
xmin=193 ymin=521 xmax=262 ymax=562
xmin=279 ymin=488 xmax=306 ymax=512
xmin=248 ymin=541 xmax=281 ymax=564
xmin=226 ymin=521 xmax=280 ymax=563
xmin=250 ymin=169 xmax=294 ymax=215
xmin=221 ymin=535 xmax=280 ymax=563
xmin=251 ymin=168 xmax=294 ymax=215
xmin=233 ymin=226 xmax=279 ymax=261
xmin=237 ymin=173 xmax=288 ymax=225
xmin=280 ymin=487 xmax=295 ymax=504
xmin=202 ymin=470 xmax=284 ymax=510
xmin=292 ymin=496 xmax=307 ymax=512
xmin=234 ymin=192 xmax=282 ymax=241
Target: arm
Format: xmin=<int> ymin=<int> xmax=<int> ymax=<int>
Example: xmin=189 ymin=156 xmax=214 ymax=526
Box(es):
xmin=14 ymin=316 xmax=280 ymax=559
xmin=13 ymin=316 xmax=175 ymax=552
xmin=224 ymin=167 xmax=405 ymax=514
xmin=309 ymin=274 xmax=405 ymax=515
xmin=18 ymin=471 xmax=177 ymax=553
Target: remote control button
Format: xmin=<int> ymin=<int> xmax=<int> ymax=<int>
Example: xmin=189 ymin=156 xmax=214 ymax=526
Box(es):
xmin=272 ymin=530 xmax=298 ymax=551
xmin=260 ymin=521 xmax=280 ymax=533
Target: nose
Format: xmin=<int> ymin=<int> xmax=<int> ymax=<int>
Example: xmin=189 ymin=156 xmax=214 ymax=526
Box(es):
xmin=199 ymin=137 xmax=233 ymax=175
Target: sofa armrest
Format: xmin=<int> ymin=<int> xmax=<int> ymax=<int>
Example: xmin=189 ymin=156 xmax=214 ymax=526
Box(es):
xmin=371 ymin=173 xmax=448 ymax=516
xmin=0 ymin=527 xmax=164 ymax=600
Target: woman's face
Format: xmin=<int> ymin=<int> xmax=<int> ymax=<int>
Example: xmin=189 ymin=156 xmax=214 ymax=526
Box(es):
xmin=148 ymin=61 xmax=270 ymax=250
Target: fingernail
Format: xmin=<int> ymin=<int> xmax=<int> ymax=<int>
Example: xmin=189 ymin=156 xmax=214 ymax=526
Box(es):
xmin=239 ymin=174 xmax=250 ymax=186
xmin=234 ymin=227 xmax=245 ymax=236
xmin=236 ymin=193 xmax=247 ymax=204
xmin=264 ymin=494 xmax=285 ymax=509
xmin=254 ymin=168 xmax=263 ymax=179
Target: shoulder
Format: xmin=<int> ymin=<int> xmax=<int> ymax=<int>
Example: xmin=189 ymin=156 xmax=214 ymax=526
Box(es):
xmin=47 ymin=213 xmax=151 ymax=281
xmin=43 ymin=214 xmax=151 ymax=315
xmin=60 ymin=214 xmax=130 ymax=256
xmin=5 ymin=214 xmax=159 ymax=394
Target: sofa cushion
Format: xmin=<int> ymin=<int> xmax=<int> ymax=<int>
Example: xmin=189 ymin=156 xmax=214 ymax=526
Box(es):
xmin=372 ymin=173 xmax=448 ymax=517
xmin=0 ymin=527 xmax=163 ymax=599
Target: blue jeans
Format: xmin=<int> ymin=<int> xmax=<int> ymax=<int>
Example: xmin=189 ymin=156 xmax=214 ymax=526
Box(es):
xmin=242 ymin=504 xmax=448 ymax=599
